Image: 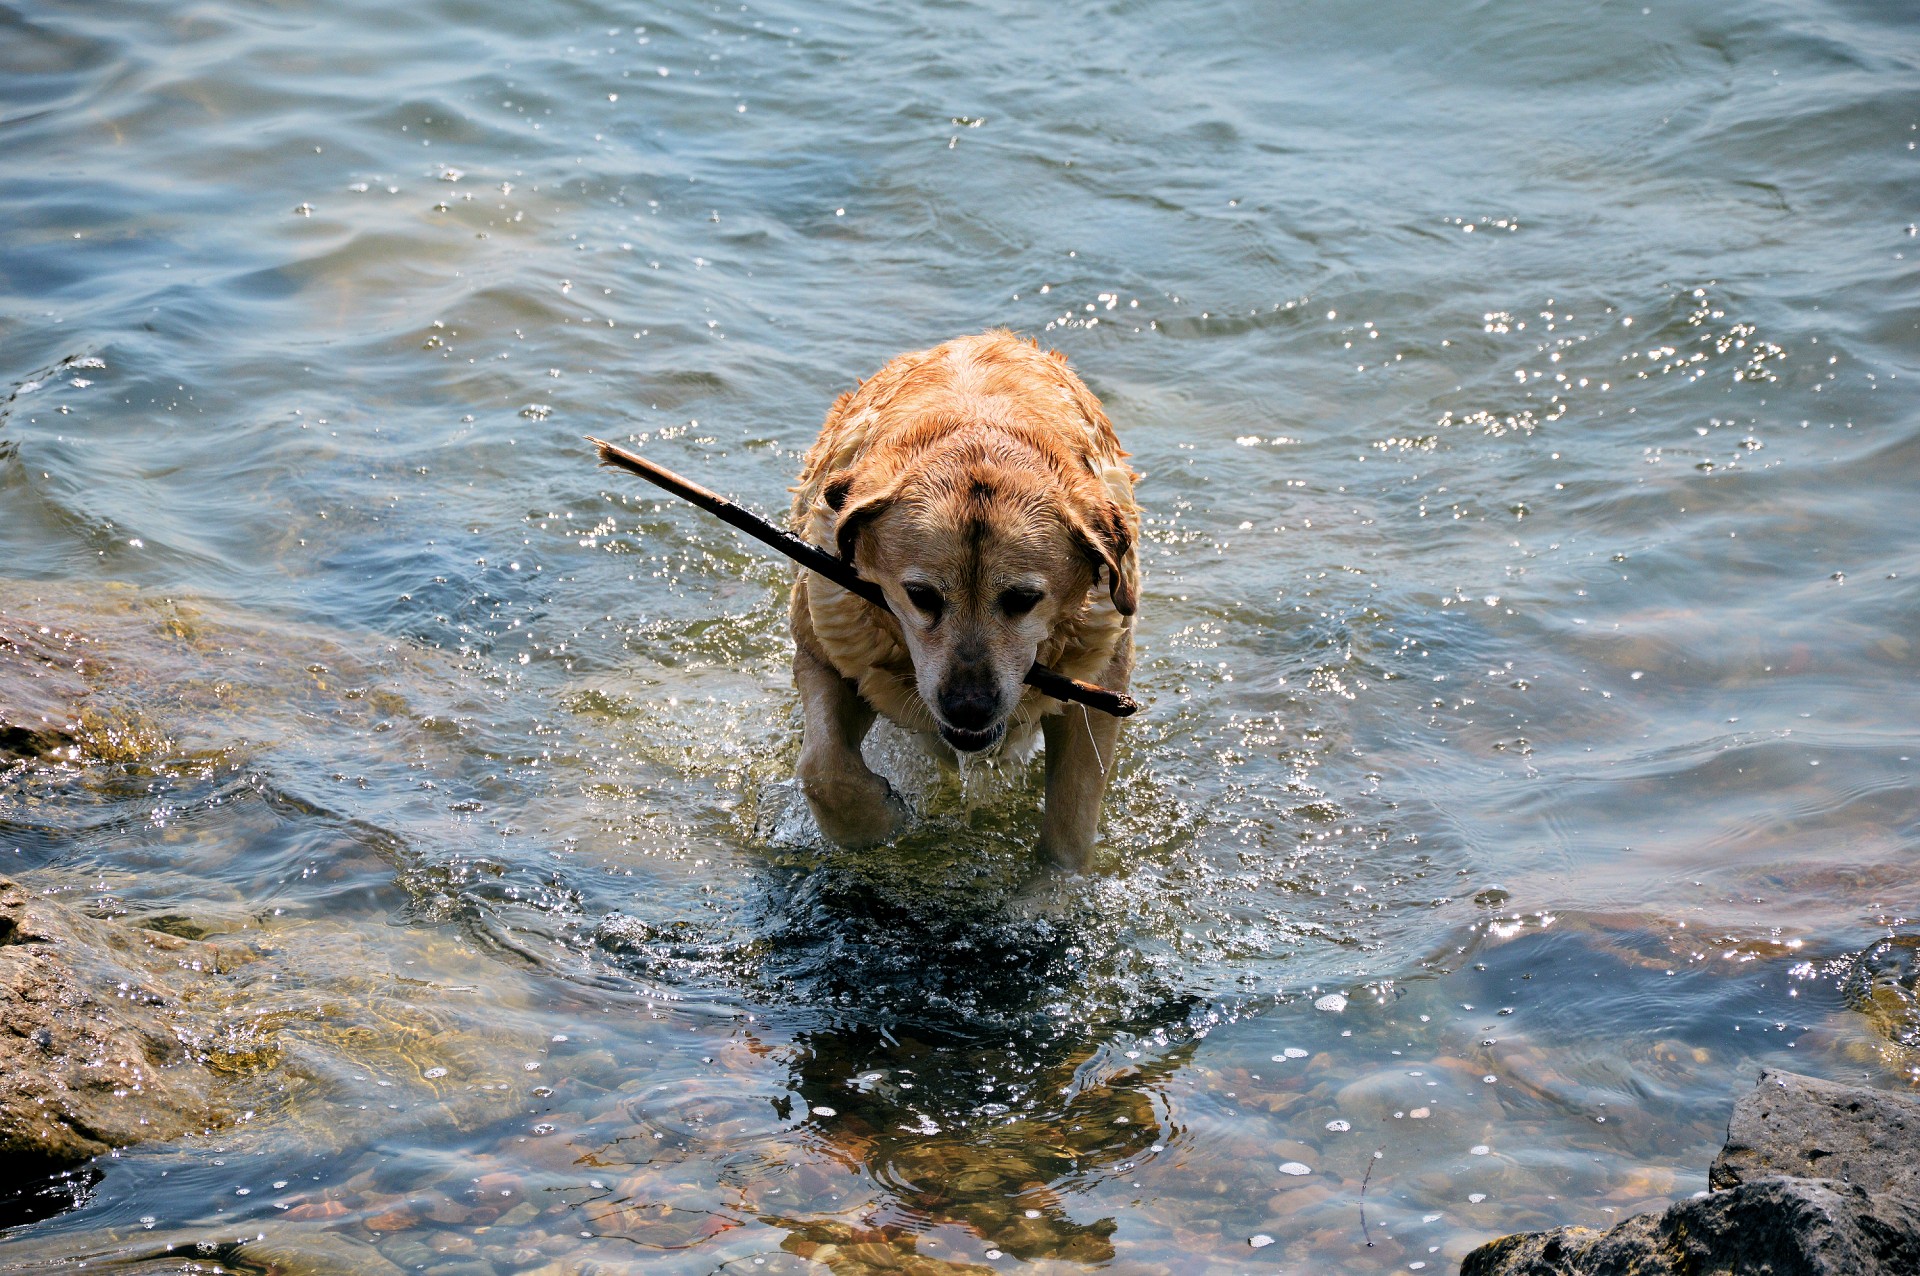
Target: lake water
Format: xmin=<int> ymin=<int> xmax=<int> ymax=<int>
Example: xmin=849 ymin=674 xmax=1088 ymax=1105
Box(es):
xmin=2 ymin=0 xmax=1916 ymax=1270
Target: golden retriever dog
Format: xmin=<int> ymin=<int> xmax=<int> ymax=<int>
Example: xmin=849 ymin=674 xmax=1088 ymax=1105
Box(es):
xmin=787 ymin=330 xmax=1140 ymax=869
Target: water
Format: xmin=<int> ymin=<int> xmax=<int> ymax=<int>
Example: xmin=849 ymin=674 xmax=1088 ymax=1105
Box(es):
xmin=2 ymin=0 xmax=1916 ymax=1269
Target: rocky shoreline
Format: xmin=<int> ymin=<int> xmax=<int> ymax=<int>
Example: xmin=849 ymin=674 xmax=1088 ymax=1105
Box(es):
xmin=1464 ymin=1069 xmax=1920 ymax=1275
xmin=0 ymin=874 xmax=233 ymax=1170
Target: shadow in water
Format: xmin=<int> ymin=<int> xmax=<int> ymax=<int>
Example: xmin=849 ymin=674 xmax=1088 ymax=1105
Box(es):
xmin=592 ymin=840 xmax=1210 ymax=1269
xmin=752 ymin=1019 xmax=1199 ymax=1268
xmin=0 ymin=1164 xmax=101 ymax=1235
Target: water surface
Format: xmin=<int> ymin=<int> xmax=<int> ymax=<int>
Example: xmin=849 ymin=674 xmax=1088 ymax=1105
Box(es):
xmin=2 ymin=0 xmax=1917 ymax=1270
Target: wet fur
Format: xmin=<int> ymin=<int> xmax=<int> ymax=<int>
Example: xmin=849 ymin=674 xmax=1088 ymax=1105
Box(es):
xmin=788 ymin=331 xmax=1140 ymax=869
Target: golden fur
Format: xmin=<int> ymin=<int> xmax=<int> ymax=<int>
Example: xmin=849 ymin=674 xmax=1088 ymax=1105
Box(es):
xmin=787 ymin=330 xmax=1140 ymax=865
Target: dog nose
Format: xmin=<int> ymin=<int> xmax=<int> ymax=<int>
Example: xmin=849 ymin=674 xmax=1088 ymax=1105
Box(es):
xmin=937 ymin=674 xmax=1000 ymax=731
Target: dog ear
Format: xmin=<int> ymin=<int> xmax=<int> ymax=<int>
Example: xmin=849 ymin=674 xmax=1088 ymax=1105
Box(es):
xmin=822 ymin=472 xmax=855 ymax=511
xmin=1069 ymin=501 xmax=1137 ymax=616
xmin=834 ymin=487 xmax=893 ymax=565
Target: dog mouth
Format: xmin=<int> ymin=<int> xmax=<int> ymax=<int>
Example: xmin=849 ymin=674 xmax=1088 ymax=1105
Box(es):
xmin=938 ymin=722 xmax=1004 ymax=753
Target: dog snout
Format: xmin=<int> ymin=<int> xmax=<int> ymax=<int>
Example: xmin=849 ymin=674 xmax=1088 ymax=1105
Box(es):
xmin=936 ymin=669 xmax=1002 ymax=731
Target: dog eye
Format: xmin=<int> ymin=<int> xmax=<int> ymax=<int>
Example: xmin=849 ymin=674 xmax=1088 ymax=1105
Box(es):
xmin=903 ymin=583 xmax=944 ymax=619
xmin=999 ymin=587 xmax=1043 ymax=617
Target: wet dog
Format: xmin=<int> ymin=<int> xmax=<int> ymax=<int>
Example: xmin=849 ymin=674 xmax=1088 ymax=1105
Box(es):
xmin=788 ymin=331 xmax=1139 ymax=869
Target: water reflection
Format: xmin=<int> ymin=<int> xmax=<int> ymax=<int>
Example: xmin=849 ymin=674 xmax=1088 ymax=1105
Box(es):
xmin=769 ymin=1023 xmax=1192 ymax=1267
xmin=563 ymin=1010 xmax=1199 ymax=1270
xmin=583 ymin=822 xmax=1211 ymax=1268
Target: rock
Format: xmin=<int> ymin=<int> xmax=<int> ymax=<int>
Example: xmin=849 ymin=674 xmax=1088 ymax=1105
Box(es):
xmin=0 ymin=611 xmax=174 ymax=765
xmin=0 ymin=875 xmax=223 ymax=1168
xmin=0 ymin=618 xmax=91 ymax=759
xmin=1462 ymin=1070 xmax=1920 ymax=1276
xmin=229 ymin=1229 xmax=410 ymax=1276
xmin=1711 ymin=1066 xmax=1920 ymax=1197
xmin=1462 ymin=1176 xmax=1920 ymax=1276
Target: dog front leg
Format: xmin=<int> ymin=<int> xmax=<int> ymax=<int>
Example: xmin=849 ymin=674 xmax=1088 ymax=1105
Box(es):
xmin=794 ymin=641 xmax=903 ymax=846
xmin=1037 ymin=636 xmax=1131 ymax=871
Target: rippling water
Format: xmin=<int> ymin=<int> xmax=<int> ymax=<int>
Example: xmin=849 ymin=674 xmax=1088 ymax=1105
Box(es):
xmin=2 ymin=0 xmax=1917 ymax=1269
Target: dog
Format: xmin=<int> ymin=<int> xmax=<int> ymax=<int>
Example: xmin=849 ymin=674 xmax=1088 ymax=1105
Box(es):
xmin=787 ymin=330 xmax=1140 ymax=869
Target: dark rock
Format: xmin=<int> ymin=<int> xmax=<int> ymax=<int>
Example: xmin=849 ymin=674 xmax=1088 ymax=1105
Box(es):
xmin=1712 ymin=1066 xmax=1920 ymax=1198
xmin=1463 ymin=1070 xmax=1920 ymax=1276
xmin=1842 ymin=936 xmax=1920 ymax=1052
xmin=0 ymin=875 xmax=223 ymax=1168
xmin=1462 ymin=1176 xmax=1920 ymax=1275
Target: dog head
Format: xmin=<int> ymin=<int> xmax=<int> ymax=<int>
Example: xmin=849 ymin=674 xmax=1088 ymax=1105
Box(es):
xmin=827 ymin=435 xmax=1134 ymax=753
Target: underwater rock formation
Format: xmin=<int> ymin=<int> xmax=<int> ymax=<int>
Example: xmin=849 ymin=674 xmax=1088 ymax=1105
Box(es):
xmin=0 ymin=875 xmax=224 ymax=1168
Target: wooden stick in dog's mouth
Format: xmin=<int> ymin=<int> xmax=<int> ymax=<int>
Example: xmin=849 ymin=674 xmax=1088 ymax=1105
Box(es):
xmin=587 ymin=436 xmax=1139 ymax=718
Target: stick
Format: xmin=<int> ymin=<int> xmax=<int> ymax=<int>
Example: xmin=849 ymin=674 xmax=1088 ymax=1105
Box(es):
xmin=1359 ymin=1146 xmax=1383 ymax=1246
xmin=588 ymin=436 xmax=1139 ymax=718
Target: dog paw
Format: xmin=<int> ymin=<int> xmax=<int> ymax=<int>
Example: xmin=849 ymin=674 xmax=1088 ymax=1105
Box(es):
xmin=800 ymin=770 xmax=906 ymax=846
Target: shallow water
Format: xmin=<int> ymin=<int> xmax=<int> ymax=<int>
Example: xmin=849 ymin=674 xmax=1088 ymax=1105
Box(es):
xmin=2 ymin=0 xmax=1917 ymax=1270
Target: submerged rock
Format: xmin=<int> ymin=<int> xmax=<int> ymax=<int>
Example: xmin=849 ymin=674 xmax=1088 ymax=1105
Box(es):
xmin=0 ymin=618 xmax=91 ymax=760
xmin=1462 ymin=1069 xmax=1920 ymax=1276
xmin=0 ymin=875 xmax=223 ymax=1168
